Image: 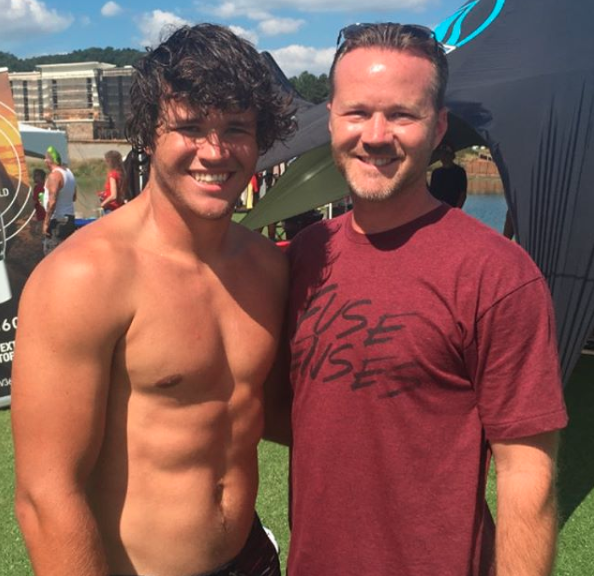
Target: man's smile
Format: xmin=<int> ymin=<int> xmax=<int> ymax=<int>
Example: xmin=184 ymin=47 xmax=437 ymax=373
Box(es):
xmin=191 ymin=172 xmax=232 ymax=184
xmin=357 ymin=156 xmax=396 ymax=167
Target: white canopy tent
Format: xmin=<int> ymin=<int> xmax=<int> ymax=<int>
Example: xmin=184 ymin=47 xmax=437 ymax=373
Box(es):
xmin=18 ymin=122 xmax=69 ymax=164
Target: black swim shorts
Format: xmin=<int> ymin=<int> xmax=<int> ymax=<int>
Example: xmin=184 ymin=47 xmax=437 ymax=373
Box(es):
xmin=112 ymin=515 xmax=280 ymax=576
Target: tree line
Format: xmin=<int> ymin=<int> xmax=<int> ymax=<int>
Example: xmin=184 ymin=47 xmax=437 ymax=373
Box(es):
xmin=289 ymin=71 xmax=329 ymax=104
xmin=0 ymin=47 xmax=145 ymax=72
xmin=1 ymin=48 xmax=329 ymax=104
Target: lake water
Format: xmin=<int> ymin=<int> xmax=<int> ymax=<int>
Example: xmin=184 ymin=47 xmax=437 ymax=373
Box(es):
xmin=463 ymin=193 xmax=508 ymax=233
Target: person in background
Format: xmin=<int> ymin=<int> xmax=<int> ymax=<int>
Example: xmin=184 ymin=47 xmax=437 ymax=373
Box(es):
xmin=123 ymin=148 xmax=150 ymax=202
xmin=429 ymin=140 xmax=468 ymax=207
xmin=268 ymin=22 xmax=567 ymax=576
xmin=12 ymin=23 xmax=295 ymax=576
xmin=31 ymin=168 xmax=46 ymax=233
xmin=41 ymin=146 xmax=76 ymax=255
xmin=503 ymin=208 xmax=515 ymax=239
xmin=99 ymin=150 xmax=127 ymax=213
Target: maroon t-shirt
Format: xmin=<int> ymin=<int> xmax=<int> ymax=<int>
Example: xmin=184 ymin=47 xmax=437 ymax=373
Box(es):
xmin=287 ymin=206 xmax=567 ymax=576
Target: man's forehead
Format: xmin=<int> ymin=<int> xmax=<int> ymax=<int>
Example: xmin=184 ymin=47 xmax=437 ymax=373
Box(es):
xmin=337 ymin=47 xmax=432 ymax=72
xmin=161 ymin=101 xmax=257 ymax=123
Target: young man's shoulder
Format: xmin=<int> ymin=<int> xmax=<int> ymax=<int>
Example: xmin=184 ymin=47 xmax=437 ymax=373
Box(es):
xmin=30 ymin=213 xmax=138 ymax=303
xmin=232 ymin=221 xmax=286 ymax=257
xmin=230 ymin=222 xmax=288 ymax=282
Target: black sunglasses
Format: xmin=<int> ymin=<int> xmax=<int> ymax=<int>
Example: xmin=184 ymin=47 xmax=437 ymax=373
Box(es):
xmin=335 ymin=22 xmax=443 ymax=53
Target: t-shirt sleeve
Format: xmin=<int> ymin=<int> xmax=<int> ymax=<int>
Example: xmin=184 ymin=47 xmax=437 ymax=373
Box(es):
xmin=466 ymin=277 xmax=568 ymax=441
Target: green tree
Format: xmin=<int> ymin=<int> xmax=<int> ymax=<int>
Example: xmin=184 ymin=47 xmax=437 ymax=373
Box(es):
xmin=0 ymin=47 xmax=144 ymax=72
xmin=0 ymin=51 xmax=26 ymax=72
xmin=290 ymin=71 xmax=329 ymax=104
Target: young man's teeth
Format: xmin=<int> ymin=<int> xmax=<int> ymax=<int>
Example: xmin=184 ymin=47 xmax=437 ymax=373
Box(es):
xmin=364 ymin=158 xmax=392 ymax=166
xmin=194 ymin=173 xmax=229 ymax=183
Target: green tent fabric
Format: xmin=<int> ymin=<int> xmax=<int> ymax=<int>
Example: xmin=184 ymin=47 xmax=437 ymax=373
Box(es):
xmin=240 ymin=144 xmax=349 ymax=230
xmin=243 ymin=112 xmax=483 ymax=231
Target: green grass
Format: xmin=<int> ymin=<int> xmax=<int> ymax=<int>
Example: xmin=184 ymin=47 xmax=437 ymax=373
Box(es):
xmin=2 ymin=354 xmax=593 ymax=575
xmin=0 ymin=410 xmax=29 ymax=575
xmin=256 ymin=441 xmax=290 ymax=569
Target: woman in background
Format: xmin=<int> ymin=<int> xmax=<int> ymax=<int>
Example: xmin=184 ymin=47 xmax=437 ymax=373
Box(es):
xmin=99 ymin=150 xmax=127 ymax=213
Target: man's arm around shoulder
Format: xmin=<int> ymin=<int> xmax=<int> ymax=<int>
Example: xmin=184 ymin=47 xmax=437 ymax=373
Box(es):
xmin=263 ymin=332 xmax=292 ymax=446
xmin=12 ymin=249 xmax=129 ymax=576
xmin=491 ymin=431 xmax=560 ymax=576
xmin=250 ymin=235 xmax=293 ymax=446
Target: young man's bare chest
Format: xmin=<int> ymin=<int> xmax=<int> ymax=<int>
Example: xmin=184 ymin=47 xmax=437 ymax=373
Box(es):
xmin=115 ymin=251 xmax=281 ymax=402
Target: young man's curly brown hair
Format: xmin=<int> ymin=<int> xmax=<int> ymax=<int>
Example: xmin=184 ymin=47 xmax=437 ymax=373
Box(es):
xmin=126 ymin=23 xmax=296 ymax=154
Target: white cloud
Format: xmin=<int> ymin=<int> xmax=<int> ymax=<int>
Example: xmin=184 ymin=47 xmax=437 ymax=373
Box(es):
xmin=137 ymin=10 xmax=191 ymax=48
xmin=258 ymin=17 xmax=305 ymax=36
xmin=212 ymin=2 xmax=239 ymax=18
xmin=200 ymin=0 xmax=433 ymax=14
xmin=207 ymin=2 xmax=270 ymax=21
xmin=229 ymin=25 xmax=259 ymax=46
xmin=101 ymin=1 xmax=122 ymax=17
xmin=269 ymin=45 xmax=334 ymax=77
xmin=80 ymin=15 xmax=91 ymax=26
xmin=1 ymin=0 xmax=73 ymax=40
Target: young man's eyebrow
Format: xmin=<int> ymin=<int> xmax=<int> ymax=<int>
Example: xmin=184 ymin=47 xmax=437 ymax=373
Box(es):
xmin=227 ymin=118 xmax=256 ymax=128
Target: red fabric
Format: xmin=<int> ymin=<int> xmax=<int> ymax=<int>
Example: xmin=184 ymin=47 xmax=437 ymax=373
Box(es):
xmin=275 ymin=240 xmax=290 ymax=252
xmin=286 ymin=206 xmax=567 ymax=576
xmin=100 ymin=170 xmax=124 ymax=211
xmin=33 ymin=183 xmax=46 ymax=221
xmin=250 ymin=174 xmax=260 ymax=193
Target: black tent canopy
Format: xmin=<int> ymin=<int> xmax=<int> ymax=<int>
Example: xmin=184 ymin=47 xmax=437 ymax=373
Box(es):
xmin=245 ymin=0 xmax=594 ymax=384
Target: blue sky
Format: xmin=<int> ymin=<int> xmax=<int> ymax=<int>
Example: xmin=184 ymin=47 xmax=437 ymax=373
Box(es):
xmin=1 ymin=0 xmax=465 ymax=77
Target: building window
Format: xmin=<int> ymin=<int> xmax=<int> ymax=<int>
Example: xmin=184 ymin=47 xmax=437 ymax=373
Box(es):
xmin=87 ymin=78 xmax=93 ymax=108
xmin=38 ymin=79 xmax=43 ymax=117
xmin=23 ymin=81 xmax=29 ymax=120
xmin=51 ymin=80 xmax=58 ymax=107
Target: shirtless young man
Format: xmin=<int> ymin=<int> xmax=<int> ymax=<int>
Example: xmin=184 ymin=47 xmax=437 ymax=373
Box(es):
xmin=12 ymin=24 xmax=295 ymax=576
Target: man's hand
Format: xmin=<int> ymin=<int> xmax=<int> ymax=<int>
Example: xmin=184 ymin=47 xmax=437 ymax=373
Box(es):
xmin=491 ymin=431 xmax=560 ymax=576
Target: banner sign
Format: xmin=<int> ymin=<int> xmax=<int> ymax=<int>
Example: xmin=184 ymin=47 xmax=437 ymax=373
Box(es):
xmin=0 ymin=70 xmax=44 ymax=408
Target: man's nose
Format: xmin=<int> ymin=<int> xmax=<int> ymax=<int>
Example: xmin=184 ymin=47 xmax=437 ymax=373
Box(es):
xmin=198 ymin=131 xmax=230 ymax=160
xmin=361 ymin=114 xmax=392 ymax=146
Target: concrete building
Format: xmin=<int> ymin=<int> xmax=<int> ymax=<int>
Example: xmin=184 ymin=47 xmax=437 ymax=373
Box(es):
xmin=9 ymin=62 xmax=133 ymax=143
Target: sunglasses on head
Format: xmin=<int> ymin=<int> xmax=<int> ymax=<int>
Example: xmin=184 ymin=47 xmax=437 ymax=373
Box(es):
xmin=335 ymin=22 xmax=443 ymax=53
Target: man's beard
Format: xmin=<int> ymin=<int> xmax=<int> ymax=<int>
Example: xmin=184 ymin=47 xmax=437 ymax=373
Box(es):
xmin=333 ymin=149 xmax=404 ymax=203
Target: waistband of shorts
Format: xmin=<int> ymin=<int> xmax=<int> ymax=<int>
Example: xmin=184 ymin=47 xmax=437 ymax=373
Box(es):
xmin=110 ymin=514 xmax=263 ymax=576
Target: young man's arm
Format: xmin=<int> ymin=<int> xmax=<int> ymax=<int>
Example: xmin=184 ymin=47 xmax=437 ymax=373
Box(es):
xmin=263 ymin=332 xmax=293 ymax=446
xmin=254 ymin=237 xmax=292 ymax=446
xmin=491 ymin=431 xmax=560 ymax=576
xmin=11 ymin=251 xmax=125 ymax=576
